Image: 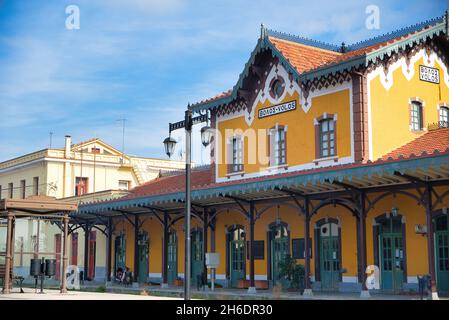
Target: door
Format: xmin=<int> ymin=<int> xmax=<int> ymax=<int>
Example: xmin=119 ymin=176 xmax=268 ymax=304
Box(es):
xmin=191 ymin=230 xmax=203 ymax=283
xmin=88 ymin=231 xmax=96 ymax=279
xmin=380 ymin=233 xmax=404 ymax=291
xmin=138 ymin=232 xmax=149 ymax=283
xmin=167 ymin=231 xmax=177 ymax=285
xmin=320 ymin=223 xmax=340 ymax=291
xmin=229 ymin=227 xmax=245 ymax=287
xmin=54 ymin=234 xmax=61 ymax=280
xmin=114 ymin=234 xmax=126 ymax=275
xmin=435 ymin=215 xmax=449 ymax=294
xmin=270 ymin=224 xmax=289 ymax=286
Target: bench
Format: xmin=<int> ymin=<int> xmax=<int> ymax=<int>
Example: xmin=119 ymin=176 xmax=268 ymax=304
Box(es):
xmin=0 ymin=264 xmax=25 ymax=293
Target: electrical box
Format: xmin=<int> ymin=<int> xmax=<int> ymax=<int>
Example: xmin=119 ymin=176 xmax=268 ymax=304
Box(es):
xmin=205 ymin=253 xmax=220 ymax=269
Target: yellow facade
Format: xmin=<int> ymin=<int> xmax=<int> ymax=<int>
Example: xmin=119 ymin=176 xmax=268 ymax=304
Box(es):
xmin=217 ymin=85 xmax=353 ymax=179
xmin=369 ymin=49 xmax=449 ymax=160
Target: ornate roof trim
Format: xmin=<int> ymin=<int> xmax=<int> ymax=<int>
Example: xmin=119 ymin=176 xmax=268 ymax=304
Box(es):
xmin=189 ymin=12 xmax=448 ymax=113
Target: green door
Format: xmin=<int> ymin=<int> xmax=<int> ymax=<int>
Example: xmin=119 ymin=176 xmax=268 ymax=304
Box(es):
xmin=320 ymin=223 xmax=340 ymax=291
xmin=380 ymin=233 xmax=404 ymax=292
xmin=191 ymin=230 xmax=203 ymax=283
xmin=435 ymin=215 xmax=449 ymax=294
xmin=167 ymin=231 xmax=178 ymax=285
xmin=229 ymin=228 xmax=245 ymax=287
xmin=270 ymin=224 xmax=289 ymax=286
xmin=114 ymin=234 xmax=126 ymax=274
xmin=137 ymin=232 xmax=149 ymax=283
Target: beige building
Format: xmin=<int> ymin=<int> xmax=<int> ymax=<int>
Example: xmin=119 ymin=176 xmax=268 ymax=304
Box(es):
xmin=0 ymin=135 xmax=184 ymax=282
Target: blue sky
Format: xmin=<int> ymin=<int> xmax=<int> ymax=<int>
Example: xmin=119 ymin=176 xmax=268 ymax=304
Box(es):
xmin=0 ymin=0 xmax=447 ymax=164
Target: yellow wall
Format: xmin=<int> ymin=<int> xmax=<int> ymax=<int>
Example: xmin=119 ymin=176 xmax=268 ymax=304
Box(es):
xmin=369 ymin=50 xmax=449 ymax=160
xmin=217 ymin=87 xmax=352 ymax=178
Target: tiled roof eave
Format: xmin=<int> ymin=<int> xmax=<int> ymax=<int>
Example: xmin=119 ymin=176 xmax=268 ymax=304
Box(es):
xmin=190 ymin=20 xmax=447 ymax=114
xmin=76 ymin=152 xmax=449 ymax=215
xmin=299 ymin=21 xmax=446 ymax=81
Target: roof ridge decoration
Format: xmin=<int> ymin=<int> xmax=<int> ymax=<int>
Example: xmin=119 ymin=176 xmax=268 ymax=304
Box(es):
xmin=189 ymin=11 xmax=448 ymax=114
xmin=347 ymin=14 xmax=445 ymax=51
xmin=265 ymin=28 xmax=341 ymax=52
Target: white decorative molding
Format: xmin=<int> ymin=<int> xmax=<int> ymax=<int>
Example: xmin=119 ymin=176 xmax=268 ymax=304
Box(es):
xmin=367 ymin=47 xmax=449 ymax=161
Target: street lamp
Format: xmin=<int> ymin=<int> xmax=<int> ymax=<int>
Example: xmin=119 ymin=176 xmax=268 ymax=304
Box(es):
xmin=163 ymin=135 xmax=177 ymax=158
xmin=163 ymin=106 xmax=209 ymax=300
xmin=200 ymin=125 xmax=213 ymax=147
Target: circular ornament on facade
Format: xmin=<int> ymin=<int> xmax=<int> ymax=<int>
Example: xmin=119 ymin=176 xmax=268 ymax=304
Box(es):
xmin=269 ymin=76 xmax=285 ymax=100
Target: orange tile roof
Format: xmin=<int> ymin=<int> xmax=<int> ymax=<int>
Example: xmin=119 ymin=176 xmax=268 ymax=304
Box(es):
xmin=382 ymin=128 xmax=449 ymax=161
xmin=127 ymin=167 xmax=214 ymax=198
xmin=191 ymin=90 xmax=232 ymax=107
xmin=268 ymin=37 xmax=341 ymax=73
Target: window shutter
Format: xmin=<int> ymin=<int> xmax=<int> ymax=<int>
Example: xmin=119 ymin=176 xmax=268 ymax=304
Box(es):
xmin=226 ymin=138 xmax=232 ymax=173
xmin=314 ymin=124 xmax=321 ymax=159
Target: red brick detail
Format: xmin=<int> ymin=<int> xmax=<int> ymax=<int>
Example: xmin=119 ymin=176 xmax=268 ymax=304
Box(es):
xmin=352 ymin=73 xmax=369 ymax=163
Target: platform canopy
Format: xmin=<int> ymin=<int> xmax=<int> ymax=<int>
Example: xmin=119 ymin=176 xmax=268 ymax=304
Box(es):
xmin=0 ymin=195 xmax=78 ymax=219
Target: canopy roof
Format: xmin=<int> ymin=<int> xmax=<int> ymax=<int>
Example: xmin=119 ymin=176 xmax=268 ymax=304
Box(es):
xmin=75 ymin=131 xmax=449 ymax=223
xmin=0 ymin=195 xmax=78 ymax=219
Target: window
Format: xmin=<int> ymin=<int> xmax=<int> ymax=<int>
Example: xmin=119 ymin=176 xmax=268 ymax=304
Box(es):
xmin=269 ymin=126 xmax=287 ymax=166
xmin=319 ymin=119 xmax=336 ymax=158
xmin=8 ymin=183 xmax=13 ymax=199
xmin=20 ymin=180 xmax=26 ymax=199
xmin=33 ymin=177 xmax=39 ymax=196
xmin=229 ymin=136 xmax=243 ymax=173
xmin=410 ymin=101 xmax=423 ymax=131
xmin=440 ymin=106 xmax=449 ymax=128
xmin=246 ymin=240 xmax=265 ymax=260
xmin=91 ymin=147 xmax=101 ymax=154
xmin=75 ymin=177 xmax=88 ymax=196
xmin=118 ymin=180 xmax=130 ymax=190
xmin=292 ymin=238 xmax=312 ymax=259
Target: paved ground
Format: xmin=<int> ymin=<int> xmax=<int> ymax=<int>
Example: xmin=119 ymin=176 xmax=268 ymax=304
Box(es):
xmin=104 ymin=284 xmax=445 ymax=300
xmin=0 ymin=288 xmax=181 ymax=300
xmin=1 ymin=284 xmax=446 ymax=300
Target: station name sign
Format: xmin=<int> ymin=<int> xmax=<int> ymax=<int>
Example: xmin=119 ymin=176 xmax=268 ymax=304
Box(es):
xmin=258 ymin=100 xmax=296 ymax=119
xmin=419 ymin=65 xmax=440 ymax=84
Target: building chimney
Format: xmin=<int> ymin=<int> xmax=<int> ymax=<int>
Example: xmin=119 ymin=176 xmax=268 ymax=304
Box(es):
xmin=64 ymin=135 xmax=72 ymax=158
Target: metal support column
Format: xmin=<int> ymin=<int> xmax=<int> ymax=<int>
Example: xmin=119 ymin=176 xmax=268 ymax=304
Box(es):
xmin=133 ymin=215 xmax=139 ymax=285
xmin=248 ymin=202 xmax=256 ymax=293
xmin=162 ymin=212 xmax=169 ymax=288
xmin=425 ymin=183 xmax=439 ymax=300
xmin=358 ymin=192 xmax=370 ymax=298
xmin=202 ymin=208 xmax=208 ymax=289
xmin=184 ymin=109 xmax=192 ymax=300
xmin=303 ymin=197 xmax=313 ymax=296
xmin=61 ymin=214 xmax=69 ymax=293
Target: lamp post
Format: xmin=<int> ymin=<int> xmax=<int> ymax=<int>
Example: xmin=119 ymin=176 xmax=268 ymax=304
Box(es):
xmin=163 ymin=106 xmax=211 ymax=300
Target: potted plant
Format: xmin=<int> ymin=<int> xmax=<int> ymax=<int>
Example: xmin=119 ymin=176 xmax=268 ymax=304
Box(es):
xmin=278 ymin=255 xmax=305 ymax=293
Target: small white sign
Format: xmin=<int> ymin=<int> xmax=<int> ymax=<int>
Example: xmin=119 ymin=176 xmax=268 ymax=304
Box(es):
xmin=419 ymin=65 xmax=439 ymax=84
xmin=258 ymin=100 xmax=296 ymax=119
xmin=205 ymin=253 xmax=220 ymax=269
